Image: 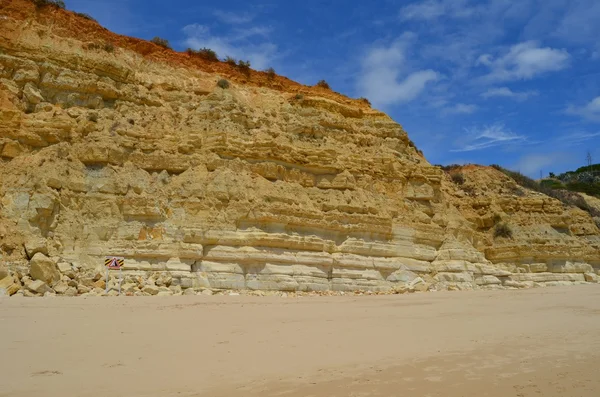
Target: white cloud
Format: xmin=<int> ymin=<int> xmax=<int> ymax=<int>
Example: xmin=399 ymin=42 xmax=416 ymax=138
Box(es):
xmin=476 ymin=54 xmax=493 ymax=66
xmin=557 ymin=131 xmax=600 ymax=145
xmin=356 ymin=36 xmax=439 ymax=107
xmin=443 ymin=103 xmax=477 ymax=115
xmin=182 ymin=24 xmax=277 ymax=70
xmin=554 ymin=0 xmax=600 ymax=45
xmin=481 ymin=87 xmax=538 ymax=101
xmin=565 ymin=97 xmax=600 ymax=122
xmin=399 ymin=0 xmax=479 ymax=21
xmin=232 ymin=26 xmax=271 ymax=40
xmin=478 ymin=41 xmax=570 ymax=82
xmin=511 ymin=152 xmax=575 ymax=177
xmin=213 ymin=10 xmax=255 ymax=25
xmin=452 ymin=123 xmax=527 ymax=152
xmin=400 ymin=0 xmax=446 ymax=20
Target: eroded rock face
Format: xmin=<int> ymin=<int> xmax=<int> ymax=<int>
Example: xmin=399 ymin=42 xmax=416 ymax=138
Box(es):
xmin=444 ymin=166 xmax=600 ymax=272
xmin=0 ymin=1 xmax=599 ymax=295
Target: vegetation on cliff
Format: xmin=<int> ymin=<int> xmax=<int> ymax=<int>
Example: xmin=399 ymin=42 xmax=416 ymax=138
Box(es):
xmin=490 ymin=165 xmax=600 ymax=218
xmin=186 ymin=48 xmax=219 ymax=62
xmin=545 ymin=164 xmax=600 ymax=197
xmin=31 ymin=0 xmax=65 ymax=9
xmin=439 ymin=164 xmax=600 ymax=220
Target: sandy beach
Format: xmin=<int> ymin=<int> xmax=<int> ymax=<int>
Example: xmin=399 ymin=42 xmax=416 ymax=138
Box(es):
xmin=1 ymin=286 xmax=599 ymax=396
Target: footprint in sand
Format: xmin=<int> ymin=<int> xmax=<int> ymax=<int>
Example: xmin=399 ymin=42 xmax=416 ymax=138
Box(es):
xmin=31 ymin=370 xmax=62 ymax=377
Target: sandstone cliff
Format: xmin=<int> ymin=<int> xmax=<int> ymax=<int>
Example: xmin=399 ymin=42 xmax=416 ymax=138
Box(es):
xmin=1 ymin=0 xmax=599 ymax=296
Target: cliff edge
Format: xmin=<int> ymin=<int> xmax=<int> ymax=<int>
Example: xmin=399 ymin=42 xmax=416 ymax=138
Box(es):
xmin=1 ymin=0 xmax=599 ymax=296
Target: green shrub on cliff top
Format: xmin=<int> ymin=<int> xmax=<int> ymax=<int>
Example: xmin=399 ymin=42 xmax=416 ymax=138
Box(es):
xmin=265 ymin=67 xmax=276 ymax=80
xmin=32 ymin=0 xmax=66 ymax=9
xmin=237 ymin=60 xmax=251 ymax=75
xmin=316 ymin=80 xmax=330 ymax=89
xmin=187 ymin=47 xmax=219 ymax=61
xmin=150 ymin=37 xmax=171 ymax=49
xmin=76 ymin=12 xmax=97 ymax=22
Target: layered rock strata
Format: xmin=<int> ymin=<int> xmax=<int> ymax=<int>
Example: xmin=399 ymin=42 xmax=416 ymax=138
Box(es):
xmin=1 ymin=0 xmax=599 ymax=296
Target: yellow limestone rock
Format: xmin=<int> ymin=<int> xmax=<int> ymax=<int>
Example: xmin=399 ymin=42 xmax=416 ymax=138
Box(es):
xmin=27 ymin=280 xmax=51 ymax=295
xmin=0 ymin=276 xmax=19 ymax=296
xmin=0 ymin=1 xmax=598 ymax=294
xmin=29 ymin=253 xmax=60 ymax=286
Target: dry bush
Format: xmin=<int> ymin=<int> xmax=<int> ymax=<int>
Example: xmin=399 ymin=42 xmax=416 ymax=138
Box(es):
xmin=237 ymin=60 xmax=251 ymax=75
xmin=494 ymin=222 xmax=513 ymax=239
xmin=76 ymin=12 xmax=97 ymax=22
xmin=450 ymin=172 xmax=465 ymax=185
xmin=217 ymin=79 xmax=230 ymax=89
xmin=86 ymin=42 xmax=114 ymax=53
xmin=358 ymin=97 xmax=371 ymax=106
xmin=187 ymin=47 xmax=218 ymax=61
xmin=266 ymin=67 xmax=276 ymax=80
xmin=150 ymin=37 xmax=171 ymax=49
xmin=32 ymin=0 xmax=66 ymax=9
xmin=316 ymin=80 xmax=330 ymax=89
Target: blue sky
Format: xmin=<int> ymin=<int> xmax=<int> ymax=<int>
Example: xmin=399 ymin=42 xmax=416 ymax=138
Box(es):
xmin=66 ymin=0 xmax=600 ymax=177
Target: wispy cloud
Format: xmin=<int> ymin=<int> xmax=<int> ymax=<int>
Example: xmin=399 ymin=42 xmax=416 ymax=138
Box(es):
xmin=452 ymin=123 xmax=527 ymax=152
xmin=399 ymin=0 xmax=479 ymax=21
xmin=481 ymin=87 xmax=538 ymax=101
xmin=477 ymin=41 xmax=570 ymax=82
xmin=565 ymin=97 xmax=600 ymax=122
xmin=556 ymin=131 xmax=600 ymax=146
xmin=443 ymin=103 xmax=477 ymax=115
xmin=213 ymin=10 xmax=255 ymax=25
xmin=182 ymin=24 xmax=277 ymax=70
xmin=399 ymin=0 xmax=446 ymax=20
xmin=553 ymin=0 xmax=600 ymax=47
xmin=356 ymin=35 xmax=439 ymax=107
xmin=511 ymin=152 xmax=576 ymax=177
xmin=230 ymin=26 xmax=272 ymax=40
